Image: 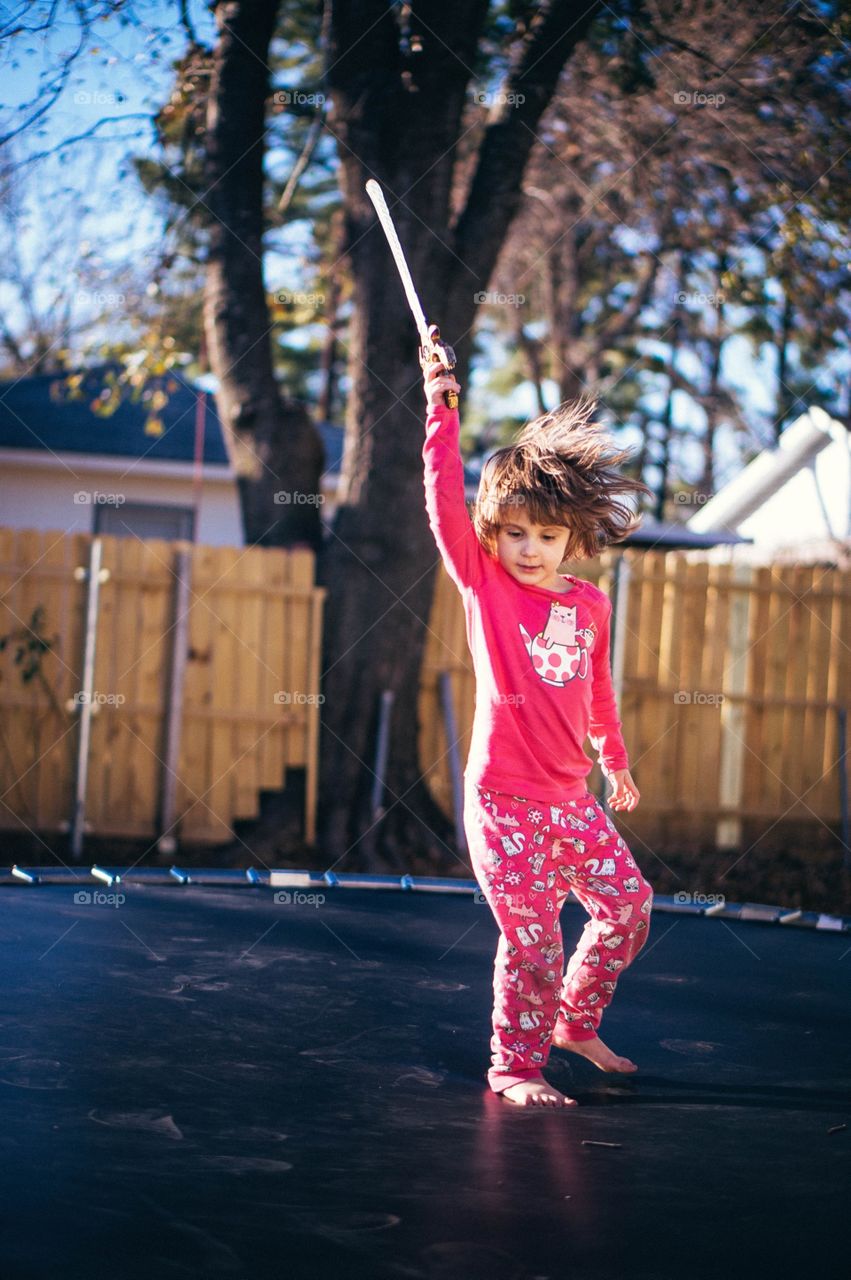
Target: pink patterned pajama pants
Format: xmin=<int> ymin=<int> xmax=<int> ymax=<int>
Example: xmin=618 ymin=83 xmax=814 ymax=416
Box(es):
xmin=464 ymin=781 xmax=654 ymax=1094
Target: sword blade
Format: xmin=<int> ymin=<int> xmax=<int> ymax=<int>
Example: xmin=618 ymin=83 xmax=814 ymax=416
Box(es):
xmin=365 ymin=179 xmax=430 ymax=344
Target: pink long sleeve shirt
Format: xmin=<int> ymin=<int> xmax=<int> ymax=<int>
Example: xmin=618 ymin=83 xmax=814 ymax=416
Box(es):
xmin=423 ymin=401 xmax=629 ymax=803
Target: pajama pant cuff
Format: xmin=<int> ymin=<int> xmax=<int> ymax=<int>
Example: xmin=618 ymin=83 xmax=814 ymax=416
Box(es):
xmin=487 ymin=1067 xmax=545 ymax=1094
xmin=555 ymin=1025 xmax=598 ymax=1042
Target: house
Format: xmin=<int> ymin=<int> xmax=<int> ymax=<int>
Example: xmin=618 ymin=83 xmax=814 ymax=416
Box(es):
xmin=0 ymin=365 xmax=245 ymax=545
xmin=685 ymin=406 xmax=851 ymax=566
xmin=0 ymin=366 xmax=375 ymax=548
xmin=3 ymin=363 xmax=783 ymax=560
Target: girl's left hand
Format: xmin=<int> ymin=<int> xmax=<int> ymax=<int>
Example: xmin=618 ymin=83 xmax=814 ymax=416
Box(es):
xmin=607 ymin=768 xmax=639 ymax=812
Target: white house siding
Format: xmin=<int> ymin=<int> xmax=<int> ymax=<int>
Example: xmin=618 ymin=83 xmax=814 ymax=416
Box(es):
xmin=0 ymin=450 xmax=245 ymax=547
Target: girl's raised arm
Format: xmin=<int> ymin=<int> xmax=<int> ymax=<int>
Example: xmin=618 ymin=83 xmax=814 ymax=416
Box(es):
xmin=422 ymin=364 xmax=484 ymax=593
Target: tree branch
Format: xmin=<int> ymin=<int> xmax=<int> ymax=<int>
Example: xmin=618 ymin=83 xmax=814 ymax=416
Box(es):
xmin=451 ymin=0 xmax=603 ymax=288
xmin=0 ymin=115 xmax=156 ymax=176
xmin=597 ymin=250 xmax=662 ymax=345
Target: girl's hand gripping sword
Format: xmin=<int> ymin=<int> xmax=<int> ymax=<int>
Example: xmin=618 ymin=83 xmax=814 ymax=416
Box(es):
xmin=365 ymin=179 xmax=459 ymax=409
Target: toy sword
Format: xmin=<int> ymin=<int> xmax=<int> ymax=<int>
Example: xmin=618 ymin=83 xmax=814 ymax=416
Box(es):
xmin=365 ymin=178 xmax=458 ymax=409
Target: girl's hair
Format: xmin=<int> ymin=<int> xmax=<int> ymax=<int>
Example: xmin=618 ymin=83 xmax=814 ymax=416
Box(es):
xmin=472 ymin=393 xmax=653 ymax=560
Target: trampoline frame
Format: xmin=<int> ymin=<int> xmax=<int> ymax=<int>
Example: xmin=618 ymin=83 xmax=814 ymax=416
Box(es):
xmin=4 ymin=863 xmax=849 ymax=932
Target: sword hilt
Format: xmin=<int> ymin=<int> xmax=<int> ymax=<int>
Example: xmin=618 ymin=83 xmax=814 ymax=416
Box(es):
xmin=419 ymin=324 xmax=459 ymax=410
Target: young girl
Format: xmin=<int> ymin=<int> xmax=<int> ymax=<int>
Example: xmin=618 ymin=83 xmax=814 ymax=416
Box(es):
xmin=422 ymin=362 xmax=655 ymax=1109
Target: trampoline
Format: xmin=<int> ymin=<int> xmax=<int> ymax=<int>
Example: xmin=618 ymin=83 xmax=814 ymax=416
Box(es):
xmin=2 ymin=866 xmax=850 ymax=1280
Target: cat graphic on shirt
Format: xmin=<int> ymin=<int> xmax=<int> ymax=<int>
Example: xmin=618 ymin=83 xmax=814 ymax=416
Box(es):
xmin=519 ymin=601 xmax=595 ymax=687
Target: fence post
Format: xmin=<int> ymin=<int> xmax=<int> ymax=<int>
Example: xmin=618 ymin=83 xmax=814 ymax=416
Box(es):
xmin=717 ymin=562 xmax=753 ymax=849
xmin=370 ymin=688 xmax=395 ymax=823
xmin=839 ymin=706 xmax=849 ymax=870
xmin=439 ymin=669 xmax=467 ymax=857
xmin=305 ymin=587 xmax=325 ymax=846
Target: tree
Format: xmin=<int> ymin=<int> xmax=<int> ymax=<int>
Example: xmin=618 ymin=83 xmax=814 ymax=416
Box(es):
xmin=484 ymin=1 xmax=851 ymax=507
xmin=319 ymin=1 xmax=605 ymax=866
xmin=198 ymin=0 xmax=326 ymax=550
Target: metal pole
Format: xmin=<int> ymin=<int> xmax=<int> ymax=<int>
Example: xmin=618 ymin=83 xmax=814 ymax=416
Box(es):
xmin=439 ymin=669 xmax=467 ymax=856
xmin=371 ymin=689 xmax=394 ymax=823
xmin=69 ymin=538 xmax=108 ymax=860
xmin=157 ymin=545 xmax=192 ymax=856
xmin=838 ymin=706 xmax=849 ymax=870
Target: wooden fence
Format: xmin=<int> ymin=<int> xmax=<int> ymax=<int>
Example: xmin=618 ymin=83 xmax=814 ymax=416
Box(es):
xmin=0 ymin=528 xmax=325 ymax=847
xmin=419 ymin=549 xmax=850 ymax=851
xmin=3 ymin=528 xmax=848 ymax=855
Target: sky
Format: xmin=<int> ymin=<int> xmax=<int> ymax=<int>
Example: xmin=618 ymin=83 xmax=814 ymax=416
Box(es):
xmin=0 ymin=0 xmax=842 ymax=498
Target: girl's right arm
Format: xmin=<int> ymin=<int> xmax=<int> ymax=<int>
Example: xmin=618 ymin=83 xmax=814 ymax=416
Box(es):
xmin=422 ymin=364 xmax=484 ymax=592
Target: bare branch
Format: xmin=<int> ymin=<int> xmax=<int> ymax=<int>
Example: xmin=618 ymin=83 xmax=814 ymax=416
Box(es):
xmin=451 ymin=0 xmax=603 ymax=288
xmin=0 ymin=115 xmax=156 ymax=177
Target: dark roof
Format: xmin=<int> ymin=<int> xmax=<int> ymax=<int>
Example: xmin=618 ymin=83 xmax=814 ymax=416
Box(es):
xmin=623 ymin=521 xmax=752 ymax=549
xmin=0 ymin=365 xmax=230 ymax=466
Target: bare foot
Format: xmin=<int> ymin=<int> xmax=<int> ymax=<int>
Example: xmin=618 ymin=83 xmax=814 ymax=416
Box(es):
xmin=500 ymin=1077 xmax=578 ymax=1107
xmin=552 ymin=1033 xmax=638 ymax=1073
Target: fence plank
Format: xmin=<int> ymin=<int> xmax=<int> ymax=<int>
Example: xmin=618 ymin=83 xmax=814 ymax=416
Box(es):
xmin=259 ymin=549 xmax=287 ymax=789
xmin=717 ymin=562 xmax=752 ymax=846
xmin=206 ymin=545 xmax=242 ymax=838
xmin=286 ymin=549 xmax=314 ymax=767
xmin=783 ymin=564 xmax=814 ymax=813
xmin=803 ymin=566 xmax=835 ymax=808
xmin=702 ymin=560 xmax=732 ymax=816
xmin=230 ymin=546 xmax=259 ymax=821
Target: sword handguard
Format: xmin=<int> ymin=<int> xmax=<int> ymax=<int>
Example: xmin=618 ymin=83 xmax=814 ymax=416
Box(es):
xmin=419 ymin=324 xmax=459 ymax=410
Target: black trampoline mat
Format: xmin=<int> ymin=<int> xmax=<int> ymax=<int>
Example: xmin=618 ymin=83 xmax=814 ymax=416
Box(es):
xmin=1 ymin=882 xmax=849 ymax=1280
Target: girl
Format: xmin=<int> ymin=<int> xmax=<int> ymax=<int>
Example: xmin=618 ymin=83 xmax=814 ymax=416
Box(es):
xmin=422 ymin=362 xmax=655 ymax=1109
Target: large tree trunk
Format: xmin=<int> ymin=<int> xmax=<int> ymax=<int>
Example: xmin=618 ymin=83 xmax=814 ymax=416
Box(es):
xmin=203 ymin=0 xmax=325 ymax=550
xmin=318 ymin=1 xmax=602 ymax=868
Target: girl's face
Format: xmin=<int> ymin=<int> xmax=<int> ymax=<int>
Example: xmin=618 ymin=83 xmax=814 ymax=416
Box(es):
xmin=494 ymin=506 xmax=573 ymax=591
